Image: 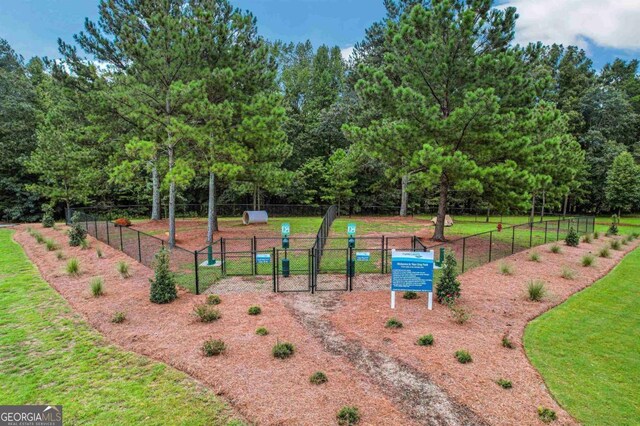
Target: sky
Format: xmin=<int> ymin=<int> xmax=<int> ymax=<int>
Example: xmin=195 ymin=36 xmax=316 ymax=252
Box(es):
xmin=1 ymin=0 xmax=639 ymax=70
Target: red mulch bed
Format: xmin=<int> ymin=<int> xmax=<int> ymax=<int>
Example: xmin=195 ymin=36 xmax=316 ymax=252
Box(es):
xmin=329 ymin=237 xmax=639 ymax=425
xmin=14 ymin=225 xmax=413 ymax=426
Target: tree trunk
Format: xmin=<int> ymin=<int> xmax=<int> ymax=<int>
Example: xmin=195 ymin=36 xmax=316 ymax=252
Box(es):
xmin=252 ymin=184 xmax=258 ymax=210
xmin=485 ymin=207 xmax=490 ymax=223
xmin=151 ymin=164 xmax=160 ymax=220
xmin=563 ymin=193 xmax=569 ymax=219
xmin=433 ymin=173 xmax=448 ymax=242
xmin=540 ymin=191 xmax=546 ymax=222
xmin=400 ymin=174 xmax=409 ymax=217
xmin=206 ymin=171 xmax=218 ymax=243
xmin=530 ymin=193 xmax=536 ymax=223
xmin=168 ymin=145 xmax=176 ymax=249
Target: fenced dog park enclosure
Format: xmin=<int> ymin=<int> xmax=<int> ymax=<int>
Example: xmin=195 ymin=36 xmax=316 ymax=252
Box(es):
xmin=68 ymin=205 xmax=595 ymax=295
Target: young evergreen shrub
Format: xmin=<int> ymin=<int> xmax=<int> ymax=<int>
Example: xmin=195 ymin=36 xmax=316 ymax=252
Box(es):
xmin=247 ymin=305 xmax=262 ymax=315
xmin=455 ymin=350 xmax=472 ymax=364
xmin=68 ymin=212 xmax=87 ymax=247
xmin=309 ymin=371 xmax=328 ymax=385
xmin=66 ymin=258 xmax=80 ymax=276
xmin=117 ymin=261 xmax=131 ymax=278
xmin=565 ymin=227 xmax=580 ymax=247
xmin=202 ymin=339 xmax=226 ymax=356
xmin=436 ymin=251 xmax=460 ymax=304
xmin=272 ymin=341 xmax=295 ymax=359
xmin=336 ymin=406 xmax=360 ymax=426
xmin=560 ymin=266 xmax=576 ymax=280
xmin=538 ymin=407 xmax=557 ymax=423
xmin=581 ymin=254 xmax=595 ymax=267
xmin=501 ymin=334 xmax=515 ymax=349
xmin=255 ymin=327 xmax=269 ymax=336
xmin=193 ymin=304 xmax=221 ymax=323
xmin=90 ymin=277 xmax=104 ymax=297
xmin=41 ymin=204 xmax=55 ymax=228
xmin=527 ymin=280 xmax=546 ymax=301
xmin=149 ymin=248 xmax=177 ymax=304
xmin=417 ymin=334 xmax=434 ymax=346
xmin=549 ymin=244 xmax=562 ymax=254
xmin=403 ymin=291 xmax=418 ymax=300
xmin=610 ymin=239 xmax=621 ymax=250
xmin=385 ymin=317 xmax=403 ymax=329
xmin=497 ymin=379 xmax=512 ymax=389
xmin=206 ymin=294 xmax=221 ymax=305
xmin=606 ymin=214 xmax=619 ymax=236
xmin=598 ymin=247 xmax=611 ymax=258
xmin=111 ymin=311 xmax=126 ymax=324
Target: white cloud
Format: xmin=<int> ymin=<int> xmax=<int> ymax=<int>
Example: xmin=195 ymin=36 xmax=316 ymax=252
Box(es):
xmin=503 ymin=0 xmax=640 ymax=50
xmin=341 ymin=46 xmax=355 ymax=61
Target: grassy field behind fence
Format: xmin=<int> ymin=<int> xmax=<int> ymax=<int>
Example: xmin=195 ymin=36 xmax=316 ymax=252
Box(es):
xmin=0 ymin=229 xmax=239 ymax=426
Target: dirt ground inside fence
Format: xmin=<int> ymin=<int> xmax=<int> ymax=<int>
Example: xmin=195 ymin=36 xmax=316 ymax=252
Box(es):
xmin=14 ymin=224 xmax=639 ymax=425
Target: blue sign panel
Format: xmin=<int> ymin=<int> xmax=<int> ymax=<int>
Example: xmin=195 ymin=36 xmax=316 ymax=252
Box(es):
xmin=391 ymin=251 xmax=434 ymax=292
xmin=356 ymin=252 xmax=370 ymax=261
xmin=281 ymin=223 xmax=290 ymax=236
xmin=256 ymin=254 xmax=271 ymax=264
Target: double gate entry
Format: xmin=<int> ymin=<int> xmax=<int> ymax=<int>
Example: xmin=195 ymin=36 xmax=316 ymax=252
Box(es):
xmin=273 ymin=248 xmax=353 ymax=293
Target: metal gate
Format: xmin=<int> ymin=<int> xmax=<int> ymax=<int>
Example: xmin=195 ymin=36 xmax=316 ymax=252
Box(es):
xmin=313 ymin=248 xmax=350 ymax=292
xmin=275 ymin=249 xmax=311 ymax=292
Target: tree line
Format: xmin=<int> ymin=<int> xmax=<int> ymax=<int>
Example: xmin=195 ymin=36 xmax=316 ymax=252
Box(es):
xmin=1 ymin=0 xmax=639 ymax=243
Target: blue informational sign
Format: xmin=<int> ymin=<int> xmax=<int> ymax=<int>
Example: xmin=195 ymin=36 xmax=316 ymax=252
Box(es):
xmin=391 ymin=251 xmax=434 ymax=292
xmin=256 ymin=253 xmax=271 ymax=264
xmin=281 ymin=223 xmax=290 ymax=237
xmin=356 ymin=252 xmax=370 ymax=261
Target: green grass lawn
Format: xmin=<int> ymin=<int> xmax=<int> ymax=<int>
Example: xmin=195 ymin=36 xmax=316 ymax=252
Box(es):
xmin=0 ymin=229 xmax=241 ymax=426
xmin=524 ymin=247 xmax=640 ymax=426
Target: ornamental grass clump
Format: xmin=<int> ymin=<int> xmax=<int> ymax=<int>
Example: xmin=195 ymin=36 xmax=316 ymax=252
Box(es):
xmin=582 ymin=234 xmax=592 ymax=244
xmin=549 ymin=244 xmax=562 ymax=254
xmin=336 ymin=406 xmax=360 ymax=426
xmin=497 ymin=379 xmax=512 ymax=389
xmin=202 ymin=339 xmax=226 ymax=357
xmin=538 ymin=407 xmax=557 ymax=423
xmin=66 ymin=258 xmax=80 ymax=276
xmin=55 ymin=250 xmax=65 ymax=260
xmin=272 ymin=341 xmax=295 ymax=359
xmin=593 ymin=231 xmax=600 ymax=239
xmin=44 ymin=238 xmax=58 ymax=251
xmin=33 ymin=232 xmax=44 ymax=244
xmin=111 ymin=311 xmax=126 ymax=324
xmin=255 ymin=327 xmax=269 ymax=336
xmin=309 ymin=371 xmax=328 ymax=385
xmin=498 ymin=261 xmax=514 ymax=275
xmin=90 ymin=277 xmax=104 ymax=297
xmin=247 ymin=305 xmax=261 ymax=315
xmin=455 ymin=350 xmax=472 ymax=364
xmin=206 ymin=294 xmax=221 ymax=305
xmin=528 ymin=251 xmax=541 ymax=262
xmin=80 ymin=239 xmax=90 ymax=250
xmin=581 ymin=254 xmax=595 ymax=267
xmin=417 ymin=334 xmax=434 ymax=346
xmin=527 ymin=280 xmax=546 ymax=302
xmin=565 ymin=227 xmax=580 ymax=247
xmin=385 ymin=317 xmax=403 ymax=329
xmin=96 ymin=247 xmax=103 ymax=258
xmin=610 ymin=239 xmax=621 ymax=250
xmin=560 ymin=266 xmax=576 ymax=280
xmin=598 ymin=247 xmax=611 ymax=258
xmin=117 ymin=261 xmax=131 ymax=278
xmin=436 ymin=251 xmax=460 ymax=304
xmin=149 ymin=248 xmax=177 ymax=304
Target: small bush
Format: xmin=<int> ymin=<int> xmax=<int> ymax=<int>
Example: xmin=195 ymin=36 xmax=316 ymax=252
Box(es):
xmin=632 ymin=232 xmax=640 ymax=239
xmin=527 ymin=280 xmax=546 ymax=302
xmin=498 ymin=261 xmax=514 ymax=275
xmin=582 ymin=234 xmax=592 ymax=244
xmin=33 ymin=232 xmax=44 ymax=244
xmin=44 ymin=239 xmax=58 ymax=251
xmin=117 ymin=261 xmax=131 ymax=278
xmin=55 ymin=250 xmax=64 ymax=260
xmin=90 ymin=277 xmax=104 ymax=297
xmin=528 ymin=251 xmax=541 ymax=262
xmin=41 ymin=204 xmax=55 ymax=228
xmin=549 ymin=244 xmax=562 ymax=254
xmin=417 ymin=334 xmax=434 ymax=346
xmin=502 ymin=334 xmax=515 ymax=349
xmin=68 ymin=213 xmax=87 ymax=247
xmin=247 ymin=305 xmax=262 ymax=315
xmin=111 ymin=311 xmax=126 ymax=323
xmin=80 ymin=239 xmax=90 ymax=250
xmin=66 ymin=258 xmax=80 ymax=276
xmin=149 ymin=248 xmax=177 ymax=304
xmin=593 ymin=231 xmax=600 ymax=239
xmin=450 ymin=304 xmax=470 ymax=324
xmin=193 ymin=304 xmax=221 ymax=323
xmin=114 ymin=217 xmax=132 ymax=227
xmin=598 ymin=247 xmax=611 ymax=258
xmin=538 ymin=407 xmax=557 ymax=423
xmin=606 ymin=214 xmax=619 ymax=236
xmin=96 ymin=247 xmax=103 ymax=258
xmin=610 ymin=239 xmax=621 ymax=250
xmin=309 ymin=371 xmax=328 ymax=385
xmin=581 ymin=254 xmax=595 ymax=267
xmin=336 ymin=406 xmax=360 ymax=426
xmin=272 ymin=341 xmax=295 ymax=359
xmin=455 ymin=350 xmax=472 ymax=364
xmin=560 ymin=266 xmax=576 ymax=280
xmin=202 ymin=339 xmax=226 ymax=357
xmin=385 ymin=317 xmax=403 ymax=329
xmin=497 ymin=378 xmax=512 ymax=389
xmin=436 ymin=251 xmax=461 ymax=304
xmin=565 ymin=227 xmax=580 ymax=247
xmin=206 ymin=294 xmax=221 ymax=305
xmin=403 ymin=291 xmax=418 ymax=300
xmin=255 ymin=327 xmax=269 ymax=336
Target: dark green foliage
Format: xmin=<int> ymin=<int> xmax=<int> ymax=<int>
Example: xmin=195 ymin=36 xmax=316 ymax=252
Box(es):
xmin=202 ymin=339 xmax=226 ymax=357
xmin=385 ymin=318 xmax=403 ymax=329
xmin=436 ymin=252 xmax=461 ymax=304
xmin=193 ymin=304 xmax=221 ymax=323
xmin=272 ymin=342 xmax=295 ymax=359
xmin=309 ymin=371 xmax=328 ymax=385
xmin=403 ymin=291 xmax=418 ymax=300
xmin=149 ymin=248 xmax=177 ymax=304
xmin=336 ymin=406 xmax=360 ymax=425
xmin=502 ymin=334 xmax=515 ymax=349
xmin=565 ymin=227 xmax=580 ymax=247
xmin=247 ymin=306 xmax=261 ymax=315
xmin=206 ymin=294 xmax=221 ymax=305
xmin=497 ymin=379 xmax=512 ymax=389
xmin=41 ymin=204 xmax=54 ymax=228
xmin=68 ymin=212 xmax=87 ymax=247
xmin=417 ymin=334 xmax=434 ymax=346
xmin=607 ymin=215 xmax=619 ymax=236
xmin=255 ymin=327 xmax=269 ymax=336
xmin=538 ymin=407 xmax=557 ymax=423
xmin=455 ymin=350 xmax=472 ymax=364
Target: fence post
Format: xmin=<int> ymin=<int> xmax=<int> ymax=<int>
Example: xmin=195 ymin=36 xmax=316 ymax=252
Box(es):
xmin=462 ymin=238 xmax=466 ymax=273
xmin=544 ymin=221 xmax=548 ymax=244
xmin=489 ymin=231 xmax=493 ymax=262
xmin=511 ymin=226 xmax=515 ymax=254
xmin=194 ymin=250 xmax=200 ymax=295
xmin=94 ymin=217 xmax=98 ymax=240
xmin=273 ymin=247 xmax=277 ymax=293
xmin=380 ymin=235 xmax=384 ymax=274
xmin=137 ymin=232 xmax=142 ymax=262
xmin=119 ymin=225 xmax=123 ymax=251
xmin=577 ymin=217 xmax=581 ymax=234
xmin=252 ymin=236 xmax=257 ymax=275
xmin=106 ymin=221 xmax=110 ymax=245
xmin=221 ymin=238 xmax=226 ymax=276
xmin=529 ymin=222 xmax=533 ymax=247
xmin=557 ymin=220 xmax=560 ymax=241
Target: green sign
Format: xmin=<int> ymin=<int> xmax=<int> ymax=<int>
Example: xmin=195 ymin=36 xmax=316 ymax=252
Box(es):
xmin=347 ymin=223 xmax=356 ymax=236
xmin=281 ymin=223 xmax=290 ymax=236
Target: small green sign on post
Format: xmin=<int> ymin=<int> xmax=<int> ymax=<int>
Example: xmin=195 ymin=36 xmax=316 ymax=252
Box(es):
xmin=281 ymin=223 xmax=290 ymax=237
xmin=347 ymin=223 xmax=356 ymax=236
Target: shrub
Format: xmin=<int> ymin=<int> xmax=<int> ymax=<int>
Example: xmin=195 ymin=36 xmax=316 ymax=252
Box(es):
xmin=606 ymin=214 xmax=619 ymax=236
xmin=403 ymin=291 xmax=418 ymax=300
xmin=55 ymin=250 xmax=64 ymax=260
xmin=309 ymin=371 xmax=328 ymax=385
xmin=450 ymin=304 xmax=470 ymax=324
xmin=527 ymin=280 xmax=546 ymax=302
xmin=632 ymin=232 xmax=640 ymax=239
xmin=80 ymin=239 xmax=90 ymax=250
xmin=455 ymin=350 xmax=472 ymax=364
xmin=385 ymin=317 xmax=403 ymax=329
xmin=610 ymin=239 xmax=621 ymax=250
xmin=202 ymin=339 xmax=226 ymax=357
xmin=565 ymin=227 xmax=580 ymax=247
xmin=502 ymin=334 xmax=515 ymax=349
xmin=90 ymin=277 xmax=104 ymax=297
xmin=247 ymin=305 xmax=261 ymax=315
xmin=538 ymin=407 xmax=557 ymax=423
xmin=66 ymin=258 xmax=80 ymax=276
xmin=436 ymin=251 xmax=460 ymax=304
xmin=117 ymin=261 xmax=131 ymax=278
xmin=593 ymin=231 xmax=600 ymax=239
xmin=417 ymin=334 xmax=434 ymax=346
xmin=111 ymin=311 xmax=126 ymax=324
xmin=560 ymin=266 xmax=576 ymax=280
xmin=582 ymin=234 xmax=592 ymax=244
xmin=498 ymin=261 xmax=514 ymax=275
xmin=33 ymin=232 xmax=44 ymax=244
xmin=206 ymin=294 xmax=221 ymax=305
xmin=272 ymin=341 xmax=295 ymax=359
xmin=549 ymin=244 xmax=562 ymax=254
xmin=528 ymin=251 xmax=541 ymax=262
xmin=497 ymin=379 xmax=512 ymax=389
xmin=114 ymin=217 xmax=132 ymax=227
xmin=44 ymin=239 xmax=58 ymax=251
xmin=581 ymin=254 xmax=595 ymax=267
xmin=336 ymin=406 xmax=360 ymax=426
xmin=193 ymin=304 xmax=221 ymax=323
xmin=96 ymin=247 xmax=103 ymax=258
xmin=598 ymin=247 xmax=611 ymax=258
xmin=255 ymin=327 xmax=269 ymax=336
xmin=41 ymin=204 xmax=55 ymax=228
xmin=68 ymin=212 xmax=87 ymax=247
xmin=149 ymin=248 xmax=177 ymax=304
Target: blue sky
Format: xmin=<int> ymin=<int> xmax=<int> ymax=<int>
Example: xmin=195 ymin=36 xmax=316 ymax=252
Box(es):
xmin=1 ymin=0 xmax=638 ymax=70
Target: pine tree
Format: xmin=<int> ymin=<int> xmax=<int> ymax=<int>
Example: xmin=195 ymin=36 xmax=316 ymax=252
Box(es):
xmin=68 ymin=212 xmax=87 ymax=247
xmin=605 ymin=151 xmax=640 ymax=214
xmin=149 ymin=248 xmax=177 ymax=304
xmin=436 ymin=251 xmax=461 ymax=305
xmin=41 ymin=204 xmax=55 ymax=228
xmin=565 ymin=227 xmax=580 ymax=247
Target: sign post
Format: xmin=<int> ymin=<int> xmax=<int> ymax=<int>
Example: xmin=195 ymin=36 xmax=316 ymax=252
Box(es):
xmin=391 ymin=250 xmax=434 ymax=310
xmin=281 ymin=222 xmax=290 ymax=276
